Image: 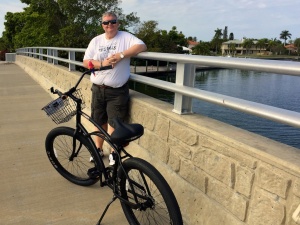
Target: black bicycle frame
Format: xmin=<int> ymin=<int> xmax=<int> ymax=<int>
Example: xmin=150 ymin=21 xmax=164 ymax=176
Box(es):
xmin=63 ymin=70 xmax=153 ymax=211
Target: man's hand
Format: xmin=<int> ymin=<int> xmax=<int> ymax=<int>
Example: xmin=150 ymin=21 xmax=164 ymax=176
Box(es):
xmin=106 ymin=54 xmax=121 ymax=67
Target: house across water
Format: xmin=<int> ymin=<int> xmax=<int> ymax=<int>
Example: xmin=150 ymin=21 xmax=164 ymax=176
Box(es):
xmin=221 ymin=39 xmax=268 ymax=56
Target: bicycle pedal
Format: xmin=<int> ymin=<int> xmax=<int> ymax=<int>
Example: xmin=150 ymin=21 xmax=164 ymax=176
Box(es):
xmin=87 ymin=167 xmax=101 ymax=179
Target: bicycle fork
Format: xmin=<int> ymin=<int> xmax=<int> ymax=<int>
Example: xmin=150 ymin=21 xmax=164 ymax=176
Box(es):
xmin=68 ymin=132 xmax=82 ymax=161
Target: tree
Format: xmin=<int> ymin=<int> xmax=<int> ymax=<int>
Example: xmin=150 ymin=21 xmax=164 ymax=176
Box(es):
xmin=280 ymin=30 xmax=292 ymax=46
xmin=2 ymin=0 xmax=140 ymax=50
xmin=187 ymin=36 xmax=197 ymax=42
xmin=119 ymin=12 xmax=140 ymax=32
xmin=211 ymin=28 xmax=223 ymax=53
xmin=242 ymin=38 xmax=254 ymax=54
xmin=294 ymin=38 xmax=300 ymax=56
xmin=268 ymin=38 xmax=281 ymax=55
xmin=213 ymin=28 xmax=223 ymax=40
xmin=256 ymin=38 xmax=268 ymax=53
xmin=134 ymin=22 xmax=188 ymax=53
xmin=229 ymin=32 xmax=234 ymax=40
xmin=193 ymin=42 xmax=210 ymax=55
xmin=167 ymin=26 xmax=187 ymax=47
xmin=0 ymin=37 xmax=9 ymax=60
xmin=228 ymin=43 xmax=236 ymax=56
xmin=134 ymin=20 xmax=161 ymax=52
xmin=13 ymin=0 xmax=65 ymax=48
xmin=2 ymin=12 xmax=27 ymax=51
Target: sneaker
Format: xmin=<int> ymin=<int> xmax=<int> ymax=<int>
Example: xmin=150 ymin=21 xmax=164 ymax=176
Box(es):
xmin=90 ymin=148 xmax=104 ymax=162
xmin=109 ymin=152 xmax=116 ymax=166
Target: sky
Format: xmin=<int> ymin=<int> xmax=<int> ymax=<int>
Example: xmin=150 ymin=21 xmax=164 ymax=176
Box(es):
xmin=0 ymin=0 xmax=27 ymax=36
xmin=1 ymin=0 xmax=300 ymax=42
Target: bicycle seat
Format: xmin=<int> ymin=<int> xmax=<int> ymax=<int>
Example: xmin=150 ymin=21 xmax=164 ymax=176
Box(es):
xmin=110 ymin=118 xmax=144 ymax=145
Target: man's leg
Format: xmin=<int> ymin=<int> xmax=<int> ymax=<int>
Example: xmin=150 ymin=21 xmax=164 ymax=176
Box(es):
xmin=107 ymin=123 xmax=116 ymax=165
xmin=106 ymin=84 xmax=130 ymax=165
xmin=94 ymin=123 xmax=108 ymax=150
xmin=90 ymin=85 xmax=107 ymax=159
xmin=107 ymin=124 xmax=115 ymax=136
xmin=107 ymin=124 xmax=115 ymax=150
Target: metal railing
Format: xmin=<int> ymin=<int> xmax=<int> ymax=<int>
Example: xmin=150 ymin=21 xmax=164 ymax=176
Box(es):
xmin=16 ymin=47 xmax=300 ymax=129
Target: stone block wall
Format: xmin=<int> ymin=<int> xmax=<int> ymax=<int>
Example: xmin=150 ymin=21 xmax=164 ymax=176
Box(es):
xmin=16 ymin=55 xmax=300 ymax=225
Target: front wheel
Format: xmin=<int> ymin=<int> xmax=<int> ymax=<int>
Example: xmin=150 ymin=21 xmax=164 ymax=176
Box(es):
xmin=118 ymin=158 xmax=183 ymax=225
xmin=45 ymin=127 xmax=101 ymax=186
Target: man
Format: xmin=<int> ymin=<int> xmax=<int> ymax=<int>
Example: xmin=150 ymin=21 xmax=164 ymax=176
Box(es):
xmin=83 ymin=12 xmax=147 ymax=165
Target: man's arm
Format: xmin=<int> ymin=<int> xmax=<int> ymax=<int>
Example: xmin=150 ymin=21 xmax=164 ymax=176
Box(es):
xmin=83 ymin=43 xmax=147 ymax=68
xmin=121 ymin=44 xmax=147 ymax=59
xmin=83 ymin=57 xmax=115 ymax=69
xmin=83 ymin=59 xmax=100 ymax=69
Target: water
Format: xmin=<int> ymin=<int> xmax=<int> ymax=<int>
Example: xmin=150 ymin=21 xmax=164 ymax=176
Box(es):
xmin=129 ymin=69 xmax=300 ymax=149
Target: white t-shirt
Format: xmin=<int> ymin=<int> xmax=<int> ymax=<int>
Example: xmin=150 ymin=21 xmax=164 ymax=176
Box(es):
xmin=83 ymin=31 xmax=145 ymax=87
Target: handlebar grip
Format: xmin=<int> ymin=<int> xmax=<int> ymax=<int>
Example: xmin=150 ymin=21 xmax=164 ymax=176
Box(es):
xmin=50 ymin=87 xmax=63 ymax=96
xmin=50 ymin=65 xmax=113 ymax=97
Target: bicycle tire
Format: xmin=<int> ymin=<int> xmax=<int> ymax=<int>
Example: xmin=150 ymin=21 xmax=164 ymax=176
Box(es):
xmin=45 ymin=127 xmax=101 ymax=186
xmin=118 ymin=157 xmax=183 ymax=225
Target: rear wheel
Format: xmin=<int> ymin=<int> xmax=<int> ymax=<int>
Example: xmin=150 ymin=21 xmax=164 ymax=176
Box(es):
xmin=45 ymin=127 xmax=101 ymax=186
xmin=118 ymin=158 xmax=183 ymax=225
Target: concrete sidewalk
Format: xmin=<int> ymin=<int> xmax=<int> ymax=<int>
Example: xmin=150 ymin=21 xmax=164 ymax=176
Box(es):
xmin=0 ymin=62 xmax=126 ymax=225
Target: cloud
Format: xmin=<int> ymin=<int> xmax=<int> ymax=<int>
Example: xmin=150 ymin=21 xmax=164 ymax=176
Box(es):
xmin=0 ymin=0 xmax=26 ymax=13
xmin=120 ymin=0 xmax=300 ymax=41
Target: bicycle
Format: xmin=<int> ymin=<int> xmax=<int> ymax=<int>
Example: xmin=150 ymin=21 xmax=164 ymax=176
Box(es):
xmin=42 ymin=66 xmax=183 ymax=225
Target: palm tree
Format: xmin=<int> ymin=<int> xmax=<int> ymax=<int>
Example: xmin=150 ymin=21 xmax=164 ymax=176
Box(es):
xmin=280 ymin=30 xmax=292 ymax=46
xmin=212 ymin=28 xmax=223 ymax=53
xmin=228 ymin=43 xmax=236 ymax=56
xmin=213 ymin=28 xmax=223 ymax=40
xmin=256 ymin=38 xmax=268 ymax=54
xmin=294 ymin=38 xmax=300 ymax=56
xmin=242 ymin=38 xmax=254 ymax=54
xmin=268 ymin=38 xmax=279 ymax=55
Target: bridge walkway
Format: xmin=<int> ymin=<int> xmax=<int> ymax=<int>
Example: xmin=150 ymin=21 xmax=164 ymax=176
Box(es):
xmin=0 ymin=62 xmax=126 ymax=225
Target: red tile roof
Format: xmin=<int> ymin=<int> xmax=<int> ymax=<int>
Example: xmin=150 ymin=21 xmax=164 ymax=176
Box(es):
xmin=188 ymin=40 xmax=198 ymax=46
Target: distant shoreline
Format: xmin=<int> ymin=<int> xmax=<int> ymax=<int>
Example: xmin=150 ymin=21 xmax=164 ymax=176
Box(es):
xmin=235 ymin=55 xmax=299 ymax=61
xmin=131 ymin=55 xmax=299 ymax=74
xmin=130 ymin=65 xmax=221 ymax=75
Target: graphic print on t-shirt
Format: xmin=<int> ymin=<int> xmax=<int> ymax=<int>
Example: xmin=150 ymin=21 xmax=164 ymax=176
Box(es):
xmin=98 ymin=40 xmax=117 ymax=61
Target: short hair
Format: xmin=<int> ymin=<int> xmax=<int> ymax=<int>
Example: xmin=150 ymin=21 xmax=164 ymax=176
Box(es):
xmin=102 ymin=12 xmax=118 ymax=20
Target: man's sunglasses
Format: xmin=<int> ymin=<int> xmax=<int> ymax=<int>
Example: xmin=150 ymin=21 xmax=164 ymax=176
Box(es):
xmin=102 ymin=20 xmax=117 ymax=25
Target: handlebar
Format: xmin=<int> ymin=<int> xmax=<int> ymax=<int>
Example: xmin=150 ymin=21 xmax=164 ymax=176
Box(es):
xmin=50 ymin=65 xmax=113 ymax=99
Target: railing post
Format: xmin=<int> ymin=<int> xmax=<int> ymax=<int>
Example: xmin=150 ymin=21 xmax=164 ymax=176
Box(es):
xmin=32 ymin=48 xmax=36 ymax=58
xmin=69 ymin=50 xmax=75 ymax=71
xmin=47 ymin=48 xmax=52 ymax=63
xmin=39 ymin=48 xmax=43 ymax=60
xmin=172 ymin=63 xmax=195 ymax=114
xmin=53 ymin=49 xmax=58 ymax=65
